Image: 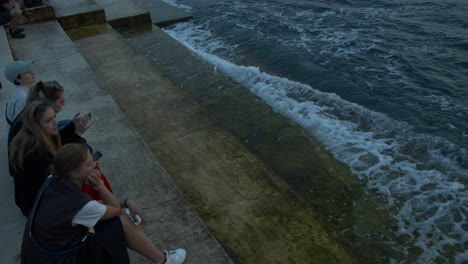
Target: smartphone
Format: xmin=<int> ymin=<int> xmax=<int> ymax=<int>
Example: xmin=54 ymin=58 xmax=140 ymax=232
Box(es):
xmin=92 ymin=151 xmax=103 ymax=161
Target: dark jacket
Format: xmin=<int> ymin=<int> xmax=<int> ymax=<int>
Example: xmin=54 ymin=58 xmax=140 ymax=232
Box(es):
xmin=21 ymin=178 xmax=92 ymax=264
xmin=12 ymin=146 xmax=53 ymax=217
xmin=21 ymin=178 xmax=130 ymax=264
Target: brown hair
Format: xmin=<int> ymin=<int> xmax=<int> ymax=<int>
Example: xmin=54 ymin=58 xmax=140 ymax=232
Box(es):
xmin=26 ymin=81 xmax=64 ymax=105
xmin=53 ymin=144 xmax=90 ymax=179
xmin=10 ymin=102 xmax=61 ymax=170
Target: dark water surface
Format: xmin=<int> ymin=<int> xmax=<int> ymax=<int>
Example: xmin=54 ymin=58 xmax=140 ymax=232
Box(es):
xmin=158 ymin=0 xmax=468 ymax=263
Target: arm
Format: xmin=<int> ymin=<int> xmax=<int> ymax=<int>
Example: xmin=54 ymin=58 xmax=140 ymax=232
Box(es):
xmin=72 ymin=113 xmax=92 ymax=135
xmin=87 ymin=170 xmax=121 ymax=220
xmin=59 ymin=120 xmax=88 ymax=145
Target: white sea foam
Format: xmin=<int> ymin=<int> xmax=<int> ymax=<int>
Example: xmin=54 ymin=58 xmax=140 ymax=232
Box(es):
xmin=163 ymin=3 xmax=468 ymax=262
xmin=160 ymin=0 xmax=192 ymax=12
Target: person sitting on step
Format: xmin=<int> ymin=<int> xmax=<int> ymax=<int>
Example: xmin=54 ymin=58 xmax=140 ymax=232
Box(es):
xmin=9 ymin=101 xmax=146 ymax=230
xmin=21 ymin=143 xmax=187 ymax=264
xmin=4 ymin=60 xmax=34 ymax=135
xmin=0 ymin=0 xmax=25 ymax=38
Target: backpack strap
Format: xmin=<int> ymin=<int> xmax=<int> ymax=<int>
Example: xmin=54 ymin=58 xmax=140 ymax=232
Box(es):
xmin=5 ymin=103 xmax=14 ymax=126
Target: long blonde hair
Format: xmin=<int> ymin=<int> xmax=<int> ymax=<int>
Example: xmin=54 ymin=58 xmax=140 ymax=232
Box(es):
xmin=10 ymin=102 xmax=61 ymax=170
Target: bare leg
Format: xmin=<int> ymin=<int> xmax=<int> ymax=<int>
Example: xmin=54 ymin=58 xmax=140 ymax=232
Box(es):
xmin=9 ymin=5 xmax=21 ymax=31
xmin=10 ymin=16 xmax=18 ymax=31
xmin=119 ymin=214 xmax=165 ymax=263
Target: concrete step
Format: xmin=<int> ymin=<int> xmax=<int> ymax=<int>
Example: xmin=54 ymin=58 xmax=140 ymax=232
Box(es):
xmin=3 ymin=18 xmax=232 ymax=264
xmin=48 ymin=0 xmax=189 ymax=30
xmin=93 ymin=0 xmax=151 ymax=30
xmin=48 ymin=0 xmax=106 ymax=29
xmin=73 ymin=24 xmax=363 ymax=263
xmin=127 ymin=0 xmax=192 ymax=27
xmin=20 ymin=3 xmax=55 ymax=25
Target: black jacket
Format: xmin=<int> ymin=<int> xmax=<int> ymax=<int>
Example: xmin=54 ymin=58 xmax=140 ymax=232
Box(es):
xmin=21 ymin=178 xmax=92 ymax=264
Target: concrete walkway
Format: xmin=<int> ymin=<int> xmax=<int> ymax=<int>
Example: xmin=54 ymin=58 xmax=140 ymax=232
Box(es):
xmin=0 ymin=25 xmax=25 ymax=264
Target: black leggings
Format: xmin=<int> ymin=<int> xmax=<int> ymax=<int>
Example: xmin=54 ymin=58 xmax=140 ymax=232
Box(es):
xmin=0 ymin=10 xmax=12 ymax=25
xmin=21 ymin=217 xmax=130 ymax=264
xmin=79 ymin=217 xmax=130 ymax=264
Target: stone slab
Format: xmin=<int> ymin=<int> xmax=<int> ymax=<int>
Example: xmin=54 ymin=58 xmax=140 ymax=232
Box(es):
xmin=48 ymin=0 xmax=106 ymax=29
xmin=20 ymin=4 xmax=55 ymax=24
xmin=92 ymin=0 xmax=148 ymax=21
xmin=128 ymin=0 xmax=192 ymax=27
xmin=93 ymin=0 xmax=151 ymax=29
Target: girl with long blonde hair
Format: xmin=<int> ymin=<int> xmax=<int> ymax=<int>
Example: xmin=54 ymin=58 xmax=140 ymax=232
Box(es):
xmin=10 ymin=101 xmax=60 ymax=216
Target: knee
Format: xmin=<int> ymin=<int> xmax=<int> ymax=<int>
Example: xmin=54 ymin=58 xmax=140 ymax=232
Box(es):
xmin=11 ymin=6 xmax=21 ymax=17
xmin=119 ymin=214 xmax=135 ymax=233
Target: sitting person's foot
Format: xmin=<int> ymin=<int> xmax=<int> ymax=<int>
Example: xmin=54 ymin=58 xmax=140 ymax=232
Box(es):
xmin=16 ymin=27 xmax=25 ymax=32
xmin=10 ymin=29 xmax=26 ymax=38
xmin=162 ymin=249 xmax=186 ymax=264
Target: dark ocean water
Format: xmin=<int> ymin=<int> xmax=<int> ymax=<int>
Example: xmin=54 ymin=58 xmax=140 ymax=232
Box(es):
xmin=160 ymin=0 xmax=468 ymax=262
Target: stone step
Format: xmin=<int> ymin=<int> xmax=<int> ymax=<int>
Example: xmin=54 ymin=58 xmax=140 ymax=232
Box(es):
xmin=93 ymin=0 xmax=151 ymax=30
xmin=127 ymin=0 xmax=192 ymax=27
xmin=47 ymin=0 xmax=190 ymax=30
xmin=48 ymin=0 xmax=106 ymax=29
xmin=20 ymin=3 xmax=55 ymax=25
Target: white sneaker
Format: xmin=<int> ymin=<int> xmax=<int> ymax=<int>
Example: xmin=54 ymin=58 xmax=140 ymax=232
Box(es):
xmin=163 ymin=248 xmax=186 ymax=264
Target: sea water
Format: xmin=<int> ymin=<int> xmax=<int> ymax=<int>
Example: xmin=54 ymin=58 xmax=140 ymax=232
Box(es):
xmin=161 ymin=0 xmax=468 ymax=263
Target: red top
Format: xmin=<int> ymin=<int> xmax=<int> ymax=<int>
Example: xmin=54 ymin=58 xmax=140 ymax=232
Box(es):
xmin=80 ymin=163 xmax=113 ymax=200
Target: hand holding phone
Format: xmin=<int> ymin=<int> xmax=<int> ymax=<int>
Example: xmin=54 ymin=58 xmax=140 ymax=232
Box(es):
xmin=92 ymin=151 xmax=103 ymax=161
xmin=123 ymin=208 xmax=142 ymax=225
xmin=72 ymin=112 xmax=92 ymax=135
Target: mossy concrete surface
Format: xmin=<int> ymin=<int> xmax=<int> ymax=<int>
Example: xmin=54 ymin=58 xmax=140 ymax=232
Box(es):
xmin=120 ymin=25 xmax=402 ymax=262
xmin=73 ymin=27 xmax=364 ymax=263
xmin=122 ymin=25 xmax=365 ymax=217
